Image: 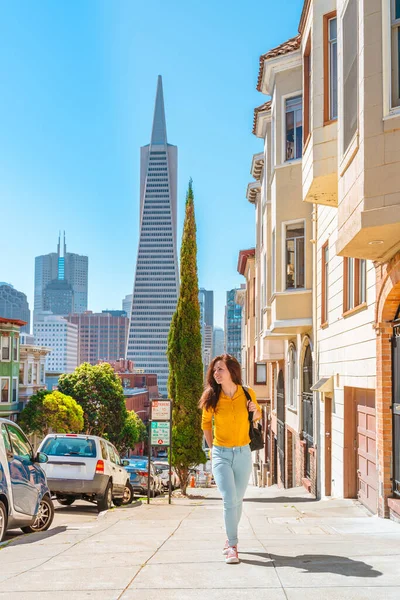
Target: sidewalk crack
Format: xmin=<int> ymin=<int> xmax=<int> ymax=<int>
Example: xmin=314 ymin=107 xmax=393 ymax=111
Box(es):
xmin=117 ymin=506 xmax=196 ymax=598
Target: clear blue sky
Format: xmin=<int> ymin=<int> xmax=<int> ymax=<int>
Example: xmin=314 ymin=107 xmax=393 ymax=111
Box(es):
xmin=0 ymin=0 xmax=304 ymax=329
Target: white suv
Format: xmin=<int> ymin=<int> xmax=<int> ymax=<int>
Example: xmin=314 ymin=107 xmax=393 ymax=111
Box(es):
xmin=38 ymin=434 xmax=133 ymax=512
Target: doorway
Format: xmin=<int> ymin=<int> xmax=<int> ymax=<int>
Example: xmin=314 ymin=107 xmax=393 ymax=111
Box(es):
xmin=324 ymin=396 xmax=332 ymax=496
xmin=277 ymin=370 xmax=285 ymax=486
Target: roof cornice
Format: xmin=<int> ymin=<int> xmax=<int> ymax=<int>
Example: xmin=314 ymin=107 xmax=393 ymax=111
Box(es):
xmin=252 ymin=100 xmax=272 ymax=137
xmin=251 ymin=152 xmax=264 ymax=181
xmin=246 ymin=181 xmax=261 ymax=205
xmin=260 ymin=49 xmax=302 ymax=96
xmin=237 ymin=248 xmax=256 ymax=276
xmin=256 ymin=34 xmax=301 ymax=93
xmin=299 ymin=0 xmax=311 ymax=34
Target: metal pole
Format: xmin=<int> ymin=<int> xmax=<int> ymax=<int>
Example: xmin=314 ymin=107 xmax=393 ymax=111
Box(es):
xmin=168 ymin=414 xmax=172 ymax=505
xmin=147 ymin=418 xmax=151 ymax=505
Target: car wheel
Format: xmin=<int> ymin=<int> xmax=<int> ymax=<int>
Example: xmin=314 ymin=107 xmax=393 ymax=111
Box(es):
xmin=0 ymin=500 xmax=8 ymax=542
xmin=113 ymin=482 xmax=133 ymax=507
xmin=56 ymin=495 xmax=75 ymax=506
xmin=21 ymin=495 xmax=54 ymax=534
xmin=97 ymin=480 xmax=112 ymax=512
xmin=121 ymin=482 xmax=134 ymax=505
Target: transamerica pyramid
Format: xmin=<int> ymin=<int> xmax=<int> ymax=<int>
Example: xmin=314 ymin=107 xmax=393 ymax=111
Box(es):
xmin=126 ymin=76 xmax=179 ymax=397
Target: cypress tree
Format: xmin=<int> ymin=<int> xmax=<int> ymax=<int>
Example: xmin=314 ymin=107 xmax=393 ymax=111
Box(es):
xmin=167 ymin=179 xmax=205 ymax=493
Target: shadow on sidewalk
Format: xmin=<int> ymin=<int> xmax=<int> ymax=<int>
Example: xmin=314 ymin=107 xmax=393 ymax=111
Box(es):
xmin=243 ymin=496 xmax=315 ymax=504
xmin=7 ymin=526 xmax=68 ymax=546
xmin=240 ymin=552 xmax=382 ymax=577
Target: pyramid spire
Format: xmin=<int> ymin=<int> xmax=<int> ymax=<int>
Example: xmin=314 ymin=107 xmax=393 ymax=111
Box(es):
xmin=150 ymin=75 xmax=167 ymax=145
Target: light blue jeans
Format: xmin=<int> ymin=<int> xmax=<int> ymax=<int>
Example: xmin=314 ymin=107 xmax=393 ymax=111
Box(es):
xmin=212 ymin=444 xmax=252 ymax=547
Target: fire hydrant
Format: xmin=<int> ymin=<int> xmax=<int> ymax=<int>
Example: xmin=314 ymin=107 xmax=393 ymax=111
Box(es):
xmin=190 ymin=474 xmax=196 ymax=488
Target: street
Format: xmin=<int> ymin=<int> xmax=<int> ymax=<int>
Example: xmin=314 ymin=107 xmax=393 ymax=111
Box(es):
xmin=1 ymin=485 xmax=400 ymax=599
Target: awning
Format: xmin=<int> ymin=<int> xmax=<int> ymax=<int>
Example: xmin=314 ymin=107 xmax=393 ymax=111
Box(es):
xmin=311 ymin=376 xmax=333 ymax=393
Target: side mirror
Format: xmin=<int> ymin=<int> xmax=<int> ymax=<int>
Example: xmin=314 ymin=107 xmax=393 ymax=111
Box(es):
xmin=35 ymin=452 xmax=48 ymax=464
xmin=121 ymin=459 xmax=130 ymax=467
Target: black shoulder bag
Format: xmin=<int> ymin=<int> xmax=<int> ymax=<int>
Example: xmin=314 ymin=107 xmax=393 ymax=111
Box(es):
xmin=242 ymin=386 xmax=264 ymax=452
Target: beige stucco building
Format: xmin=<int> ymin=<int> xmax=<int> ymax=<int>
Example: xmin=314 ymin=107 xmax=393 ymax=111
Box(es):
xmin=245 ymin=0 xmax=400 ymax=518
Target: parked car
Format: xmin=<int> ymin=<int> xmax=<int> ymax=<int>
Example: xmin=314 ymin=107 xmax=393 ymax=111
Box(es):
xmin=152 ymin=460 xmax=179 ymax=490
xmin=38 ymin=434 xmax=133 ymax=512
xmin=125 ymin=458 xmax=164 ymax=496
xmin=0 ymin=418 xmax=54 ymax=542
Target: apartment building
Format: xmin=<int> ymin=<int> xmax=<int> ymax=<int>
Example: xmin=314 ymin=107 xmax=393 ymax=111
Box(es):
xmin=19 ymin=342 xmax=50 ymax=407
xmin=253 ymin=35 xmax=314 ymax=492
xmin=247 ymin=0 xmax=400 ymax=519
xmin=237 ymin=249 xmax=270 ymax=482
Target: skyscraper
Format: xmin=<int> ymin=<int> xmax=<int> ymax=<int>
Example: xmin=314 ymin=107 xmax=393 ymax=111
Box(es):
xmin=122 ymin=294 xmax=133 ymax=320
xmin=126 ymin=76 xmax=179 ymax=396
xmin=199 ymin=288 xmax=214 ymax=328
xmin=0 ymin=283 xmax=31 ymax=333
xmin=198 ymin=288 xmax=214 ymax=377
xmin=213 ymin=327 xmax=225 ymax=357
xmin=34 ymin=233 xmax=88 ymax=319
xmin=225 ymin=287 xmax=244 ymax=363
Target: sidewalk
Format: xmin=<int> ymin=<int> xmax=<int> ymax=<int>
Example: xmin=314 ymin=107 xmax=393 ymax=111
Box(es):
xmin=0 ymin=484 xmax=400 ymax=599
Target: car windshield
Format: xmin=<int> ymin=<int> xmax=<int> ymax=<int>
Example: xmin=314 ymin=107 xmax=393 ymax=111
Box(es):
xmin=155 ymin=464 xmax=169 ymax=471
xmin=41 ymin=437 xmax=97 ymax=458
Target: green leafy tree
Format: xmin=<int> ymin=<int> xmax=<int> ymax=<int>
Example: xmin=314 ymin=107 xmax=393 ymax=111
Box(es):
xmin=117 ymin=410 xmax=147 ymax=456
xmin=18 ymin=390 xmax=84 ymax=436
xmin=58 ymin=362 xmax=127 ymax=444
xmin=167 ymin=179 xmax=206 ymax=493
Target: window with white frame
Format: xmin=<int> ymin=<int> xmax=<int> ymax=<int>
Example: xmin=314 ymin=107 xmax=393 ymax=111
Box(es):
xmin=255 ymin=362 xmax=267 ymax=385
xmin=12 ymin=378 xmax=18 ymax=404
xmin=285 ymin=96 xmax=302 ymax=161
xmin=287 ymin=345 xmax=297 ymax=408
xmin=27 ymin=364 xmax=32 ymax=385
xmin=343 ymin=0 xmax=358 ymax=152
xmin=392 ymin=0 xmax=400 ymax=107
xmin=285 ymin=222 xmax=305 ymax=289
xmin=40 ymin=363 xmax=45 ymax=384
xmin=1 ymin=336 xmax=10 ymax=361
xmin=13 ymin=336 xmax=18 ymax=361
xmin=328 ymin=16 xmax=338 ymax=120
xmin=19 ymin=363 xmax=24 ymax=384
xmin=1 ymin=378 xmax=9 ymax=403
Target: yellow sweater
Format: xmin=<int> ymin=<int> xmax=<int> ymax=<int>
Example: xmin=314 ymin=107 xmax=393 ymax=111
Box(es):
xmin=201 ymin=386 xmax=261 ymax=448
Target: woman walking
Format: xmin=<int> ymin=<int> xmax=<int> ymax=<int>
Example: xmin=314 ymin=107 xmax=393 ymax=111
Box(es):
xmin=199 ymin=354 xmax=261 ymax=564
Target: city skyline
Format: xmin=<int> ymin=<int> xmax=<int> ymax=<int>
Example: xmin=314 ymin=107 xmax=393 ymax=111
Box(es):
xmin=0 ymin=1 xmax=303 ymax=329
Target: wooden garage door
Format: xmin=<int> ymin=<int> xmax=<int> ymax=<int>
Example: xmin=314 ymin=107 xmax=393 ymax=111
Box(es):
xmin=357 ymin=396 xmax=377 ymax=514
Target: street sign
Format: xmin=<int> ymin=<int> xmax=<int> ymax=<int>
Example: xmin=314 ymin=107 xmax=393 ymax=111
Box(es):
xmin=151 ymin=400 xmax=171 ymax=421
xmin=150 ymin=421 xmax=171 ymax=446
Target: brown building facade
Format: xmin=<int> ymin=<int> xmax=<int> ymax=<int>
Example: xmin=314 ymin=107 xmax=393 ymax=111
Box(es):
xmin=67 ymin=311 xmax=129 ymax=366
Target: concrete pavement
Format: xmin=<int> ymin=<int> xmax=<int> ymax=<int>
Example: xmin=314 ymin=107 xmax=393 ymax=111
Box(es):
xmin=0 ymin=485 xmax=400 ymax=599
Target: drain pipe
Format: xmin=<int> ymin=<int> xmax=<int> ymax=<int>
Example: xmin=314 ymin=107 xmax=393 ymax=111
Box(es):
xmin=311 ymin=202 xmax=321 ymax=499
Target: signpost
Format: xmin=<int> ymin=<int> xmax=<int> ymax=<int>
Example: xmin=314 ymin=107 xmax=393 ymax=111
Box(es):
xmin=147 ymin=398 xmax=172 ymax=505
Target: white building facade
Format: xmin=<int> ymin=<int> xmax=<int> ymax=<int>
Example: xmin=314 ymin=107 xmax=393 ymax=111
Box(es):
xmin=33 ymin=313 xmax=78 ymax=374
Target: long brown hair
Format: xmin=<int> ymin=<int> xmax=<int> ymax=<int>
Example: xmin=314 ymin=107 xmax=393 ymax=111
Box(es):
xmin=199 ymin=354 xmax=243 ymax=411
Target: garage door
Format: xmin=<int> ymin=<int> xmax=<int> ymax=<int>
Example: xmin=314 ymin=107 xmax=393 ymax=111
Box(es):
xmin=357 ymin=397 xmax=377 ymax=514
